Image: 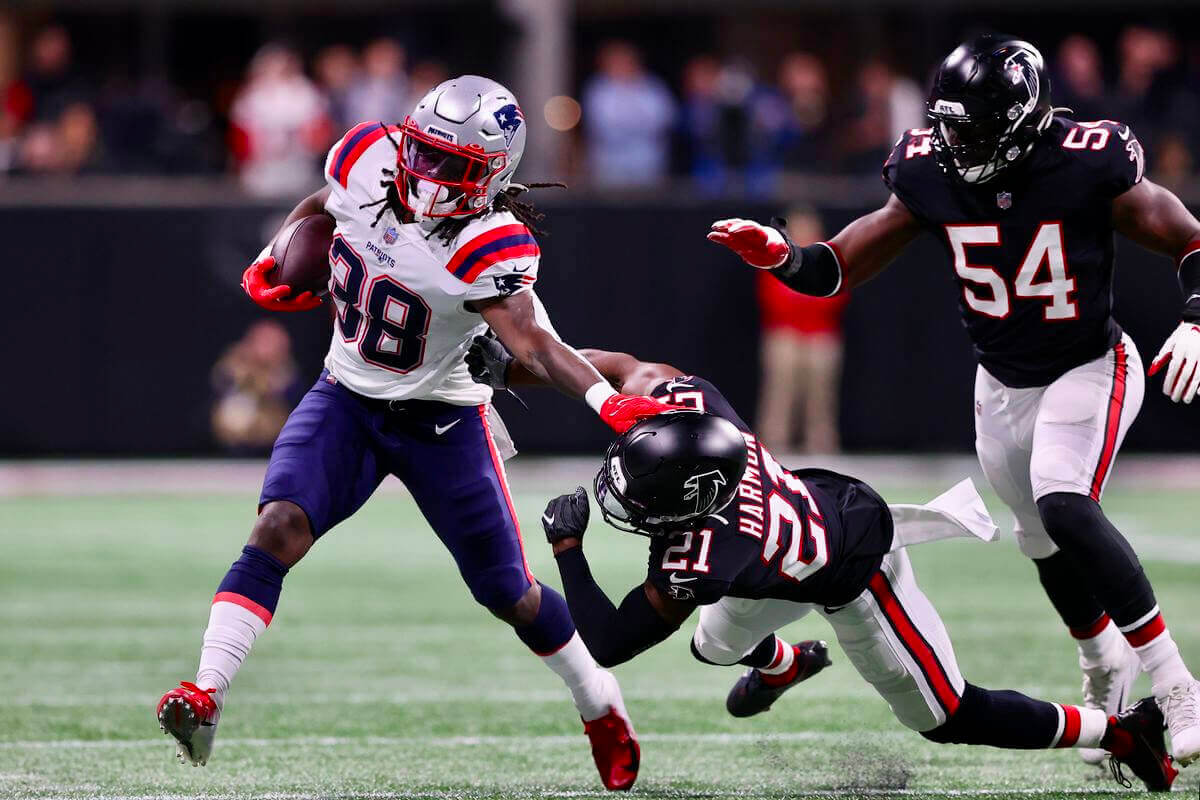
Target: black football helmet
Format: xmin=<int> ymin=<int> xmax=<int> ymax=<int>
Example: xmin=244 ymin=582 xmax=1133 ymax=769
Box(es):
xmin=594 ymin=412 xmax=748 ymax=536
xmin=927 ymin=34 xmax=1054 ymax=184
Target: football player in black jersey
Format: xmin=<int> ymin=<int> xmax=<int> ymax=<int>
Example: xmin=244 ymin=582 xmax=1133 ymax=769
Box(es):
xmin=708 ymin=34 xmax=1200 ymax=768
xmin=465 ymin=335 xmax=1178 ymax=791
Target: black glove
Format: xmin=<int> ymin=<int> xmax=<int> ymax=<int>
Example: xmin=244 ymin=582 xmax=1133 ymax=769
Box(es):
xmin=542 ymin=487 xmax=590 ymax=545
xmin=466 ymin=331 xmax=514 ymax=390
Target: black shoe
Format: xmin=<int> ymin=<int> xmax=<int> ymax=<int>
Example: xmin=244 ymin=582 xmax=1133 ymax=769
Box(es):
xmin=1105 ymin=697 xmax=1178 ymax=792
xmin=725 ymin=640 xmax=832 ymax=718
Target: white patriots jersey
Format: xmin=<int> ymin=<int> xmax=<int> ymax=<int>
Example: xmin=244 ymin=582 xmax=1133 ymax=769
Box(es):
xmin=320 ymin=122 xmax=540 ymax=404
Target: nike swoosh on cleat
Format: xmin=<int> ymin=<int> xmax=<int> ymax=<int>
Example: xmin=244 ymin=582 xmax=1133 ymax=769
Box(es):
xmin=668 ymin=573 xmax=697 ymax=584
xmin=542 ymin=514 xmax=555 ymax=525
xmin=434 ymin=420 xmax=462 ymax=435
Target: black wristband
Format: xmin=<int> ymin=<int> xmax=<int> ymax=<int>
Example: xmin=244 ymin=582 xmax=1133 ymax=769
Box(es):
xmin=770 ymin=238 xmax=843 ymax=297
xmin=1180 ymin=246 xmax=1200 ymax=322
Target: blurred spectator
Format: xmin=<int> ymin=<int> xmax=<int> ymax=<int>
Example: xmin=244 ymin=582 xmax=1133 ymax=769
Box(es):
xmin=0 ymin=14 xmax=24 ymax=171
xmin=1152 ymin=132 xmax=1194 ymax=190
xmin=18 ymin=102 xmax=102 ymax=173
xmin=211 ymin=320 xmax=300 ymax=453
xmin=314 ymin=44 xmax=361 ymax=133
xmin=1054 ymin=35 xmax=1108 ymax=121
xmin=840 ymin=59 xmax=924 ymax=173
xmin=344 ymin=38 xmax=409 ymax=124
xmin=407 ymin=60 xmax=449 ymax=107
xmin=777 ymin=52 xmax=832 ymax=171
xmin=756 ymin=208 xmax=849 ymax=454
xmin=229 ymin=43 xmax=332 ymax=196
xmin=582 ymin=40 xmax=676 ymax=188
xmin=24 ymin=25 xmax=88 ymax=122
xmin=680 ymin=56 xmax=793 ymax=196
xmin=1111 ymin=26 xmax=1179 ymax=150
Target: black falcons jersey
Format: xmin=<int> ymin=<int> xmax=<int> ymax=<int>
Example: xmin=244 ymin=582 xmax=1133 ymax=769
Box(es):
xmin=645 ymin=377 xmax=894 ymax=608
xmin=883 ymin=117 xmax=1145 ymax=388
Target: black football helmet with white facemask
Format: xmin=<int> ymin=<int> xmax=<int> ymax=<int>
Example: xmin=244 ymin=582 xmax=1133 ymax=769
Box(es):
xmin=927 ymin=35 xmax=1055 ymax=184
xmin=594 ymin=412 xmax=748 ymax=537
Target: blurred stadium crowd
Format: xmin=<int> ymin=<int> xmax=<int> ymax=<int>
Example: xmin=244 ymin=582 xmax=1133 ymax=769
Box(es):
xmin=3 ymin=13 xmax=1199 ymax=196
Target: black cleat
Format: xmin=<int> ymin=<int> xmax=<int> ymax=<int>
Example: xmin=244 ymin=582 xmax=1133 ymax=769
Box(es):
xmin=1104 ymin=697 xmax=1178 ymax=792
xmin=726 ymin=640 xmax=832 ymax=718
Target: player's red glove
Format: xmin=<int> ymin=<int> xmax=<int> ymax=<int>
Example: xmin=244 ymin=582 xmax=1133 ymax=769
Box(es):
xmin=240 ymin=256 xmax=323 ymax=312
xmin=706 ymin=218 xmax=791 ymax=269
xmin=599 ymin=394 xmax=685 ymax=435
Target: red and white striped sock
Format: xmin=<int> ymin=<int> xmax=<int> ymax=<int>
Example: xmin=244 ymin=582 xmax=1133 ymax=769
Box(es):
xmin=1070 ymin=613 xmax=1123 ymax=666
xmin=758 ymin=637 xmax=798 ymax=686
xmin=1050 ymin=703 xmax=1109 ymax=749
xmin=1120 ymin=607 xmax=1194 ymax=694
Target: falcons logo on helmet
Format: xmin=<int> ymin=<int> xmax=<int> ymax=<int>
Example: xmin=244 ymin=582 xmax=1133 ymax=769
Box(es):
xmin=682 ymin=470 xmax=727 ymax=515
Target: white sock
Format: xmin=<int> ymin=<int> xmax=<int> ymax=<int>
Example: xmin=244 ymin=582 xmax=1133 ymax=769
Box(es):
xmin=1116 ymin=607 xmax=1194 ymax=694
xmin=1077 ymin=618 xmax=1123 ymax=667
xmin=1139 ymin=634 xmax=1193 ymax=696
xmin=539 ymin=632 xmax=616 ymax=721
xmin=196 ymin=599 xmax=268 ymax=708
xmin=759 ymin=637 xmax=796 ymax=676
xmin=1075 ymin=706 xmax=1110 ymax=748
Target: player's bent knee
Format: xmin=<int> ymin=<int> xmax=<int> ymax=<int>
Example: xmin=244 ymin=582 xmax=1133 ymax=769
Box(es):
xmin=1036 ymin=491 xmax=1099 ymax=541
xmin=490 ymin=582 xmax=540 ymax=627
xmin=249 ymin=501 xmax=313 ymax=567
xmin=468 ymin=564 xmax=533 ymax=620
xmin=690 ymin=630 xmax=743 ymax=666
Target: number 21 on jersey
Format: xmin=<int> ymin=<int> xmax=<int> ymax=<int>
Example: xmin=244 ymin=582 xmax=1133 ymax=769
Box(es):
xmin=945 ymin=222 xmax=1078 ymax=321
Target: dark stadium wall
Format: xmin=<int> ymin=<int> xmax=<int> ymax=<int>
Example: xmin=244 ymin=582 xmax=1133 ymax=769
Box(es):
xmin=1 ymin=203 xmax=1194 ymax=455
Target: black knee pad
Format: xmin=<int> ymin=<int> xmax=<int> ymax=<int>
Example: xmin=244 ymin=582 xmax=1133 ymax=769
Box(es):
xmin=1035 ymin=492 xmax=1099 ymax=542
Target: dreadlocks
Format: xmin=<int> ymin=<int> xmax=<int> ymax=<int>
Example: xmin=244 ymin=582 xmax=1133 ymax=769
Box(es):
xmin=357 ymin=121 xmax=565 ymax=247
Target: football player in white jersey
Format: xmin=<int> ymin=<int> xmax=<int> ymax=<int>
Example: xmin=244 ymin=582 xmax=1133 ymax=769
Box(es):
xmin=155 ymin=76 xmax=674 ymax=791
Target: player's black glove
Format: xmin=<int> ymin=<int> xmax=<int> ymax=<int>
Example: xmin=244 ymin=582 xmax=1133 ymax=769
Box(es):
xmin=466 ymin=331 xmax=514 ymax=390
xmin=542 ymin=487 xmax=590 ymax=545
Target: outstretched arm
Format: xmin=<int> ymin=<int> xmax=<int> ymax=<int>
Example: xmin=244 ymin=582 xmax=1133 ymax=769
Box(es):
xmin=467 ymin=334 xmax=682 ymax=397
xmin=543 ymin=489 xmax=695 ymax=668
xmin=706 ymin=194 xmax=922 ymax=295
xmin=477 ymin=294 xmax=681 ymax=432
xmin=1112 ymin=179 xmax=1200 ymax=403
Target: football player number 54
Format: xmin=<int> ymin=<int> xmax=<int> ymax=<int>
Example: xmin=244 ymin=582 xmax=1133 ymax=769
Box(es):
xmin=946 ymin=222 xmax=1078 ymax=321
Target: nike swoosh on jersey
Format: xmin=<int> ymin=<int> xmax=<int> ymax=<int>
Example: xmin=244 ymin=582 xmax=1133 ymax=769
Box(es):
xmin=434 ymin=419 xmax=462 ymax=435
xmin=668 ymin=573 xmax=697 ymax=584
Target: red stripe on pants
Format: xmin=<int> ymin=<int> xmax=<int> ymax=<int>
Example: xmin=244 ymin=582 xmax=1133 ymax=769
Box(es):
xmin=1089 ymin=343 xmax=1128 ymax=501
xmin=867 ymin=572 xmax=960 ymax=717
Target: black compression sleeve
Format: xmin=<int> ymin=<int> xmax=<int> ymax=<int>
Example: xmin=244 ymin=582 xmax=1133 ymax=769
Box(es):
xmin=770 ymin=238 xmax=843 ymax=297
xmin=1179 ymin=246 xmax=1200 ymax=322
xmin=554 ymin=546 xmax=678 ymax=667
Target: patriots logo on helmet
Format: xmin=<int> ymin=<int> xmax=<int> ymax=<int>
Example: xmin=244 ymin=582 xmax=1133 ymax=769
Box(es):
xmin=493 ymin=104 xmax=523 ymax=147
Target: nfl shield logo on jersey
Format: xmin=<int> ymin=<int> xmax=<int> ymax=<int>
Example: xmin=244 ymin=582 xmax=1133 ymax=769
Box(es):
xmin=383 ymin=226 xmax=398 ymax=245
xmin=493 ymin=104 xmax=523 ymax=147
xmin=996 ymin=191 xmax=1013 ymax=210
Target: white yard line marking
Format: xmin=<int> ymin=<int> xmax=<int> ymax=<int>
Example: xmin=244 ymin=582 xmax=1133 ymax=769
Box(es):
xmin=3 ymin=731 xmax=895 ymax=750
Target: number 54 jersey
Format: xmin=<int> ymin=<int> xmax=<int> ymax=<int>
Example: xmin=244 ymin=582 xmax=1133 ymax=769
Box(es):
xmin=321 ymin=122 xmax=541 ymax=404
xmin=644 ymin=377 xmax=895 ymax=609
xmin=884 ymin=117 xmax=1145 ymax=388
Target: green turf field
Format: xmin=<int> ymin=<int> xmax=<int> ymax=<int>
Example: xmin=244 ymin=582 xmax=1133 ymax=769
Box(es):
xmin=1 ymin=473 xmax=1196 ymax=799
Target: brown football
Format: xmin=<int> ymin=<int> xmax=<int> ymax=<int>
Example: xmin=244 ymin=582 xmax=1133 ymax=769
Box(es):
xmin=269 ymin=213 xmax=335 ymax=296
